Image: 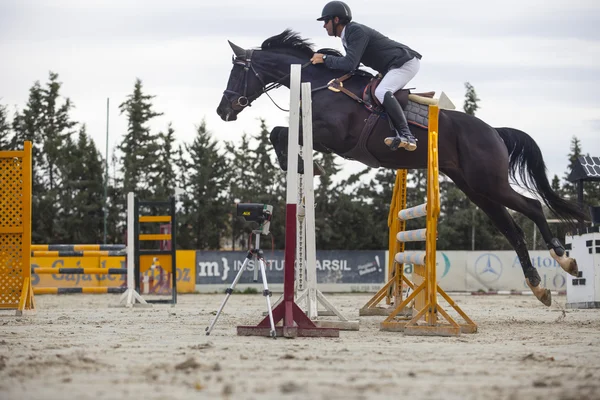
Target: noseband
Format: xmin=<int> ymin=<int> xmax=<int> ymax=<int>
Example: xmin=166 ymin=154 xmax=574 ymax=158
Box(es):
xmin=224 ymin=50 xmax=312 ymax=112
xmin=223 ymin=49 xmax=263 ymax=110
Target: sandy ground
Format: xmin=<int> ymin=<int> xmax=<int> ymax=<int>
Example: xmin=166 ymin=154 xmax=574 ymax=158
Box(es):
xmin=1 ymin=292 xmax=599 ymax=400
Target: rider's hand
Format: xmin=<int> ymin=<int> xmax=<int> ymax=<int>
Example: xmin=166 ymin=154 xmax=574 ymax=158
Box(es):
xmin=311 ymin=53 xmax=325 ymax=64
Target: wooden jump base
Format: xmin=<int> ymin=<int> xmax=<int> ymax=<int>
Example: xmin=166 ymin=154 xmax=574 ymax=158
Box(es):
xmin=361 ymin=106 xmax=477 ymax=336
xmin=34 ymin=287 xmax=127 ymax=295
xmin=0 ymin=142 xmax=35 ymax=316
xmin=237 ymin=65 xmax=339 ymax=337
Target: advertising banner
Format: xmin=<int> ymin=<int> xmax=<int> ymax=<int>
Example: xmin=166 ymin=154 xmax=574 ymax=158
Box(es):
xmin=195 ymin=250 xmax=386 ymax=292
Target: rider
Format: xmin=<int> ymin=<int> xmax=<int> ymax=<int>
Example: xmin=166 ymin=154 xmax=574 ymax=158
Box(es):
xmin=310 ymin=1 xmax=422 ymax=151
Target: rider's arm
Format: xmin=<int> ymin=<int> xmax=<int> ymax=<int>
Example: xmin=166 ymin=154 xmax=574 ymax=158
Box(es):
xmin=325 ymin=25 xmax=369 ymax=71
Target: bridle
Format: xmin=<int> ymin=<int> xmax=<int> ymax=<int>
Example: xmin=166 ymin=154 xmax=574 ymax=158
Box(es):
xmin=223 ymin=49 xmax=311 ymax=112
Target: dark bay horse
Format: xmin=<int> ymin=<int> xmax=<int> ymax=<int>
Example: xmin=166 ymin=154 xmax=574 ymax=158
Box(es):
xmin=216 ymin=30 xmax=587 ymax=306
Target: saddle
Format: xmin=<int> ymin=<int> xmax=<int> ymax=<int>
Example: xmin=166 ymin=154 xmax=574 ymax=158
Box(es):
xmin=325 ymin=73 xmax=437 ymax=168
xmin=327 ymin=72 xmax=436 ymax=113
xmin=363 ymin=77 xmax=436 ymax=110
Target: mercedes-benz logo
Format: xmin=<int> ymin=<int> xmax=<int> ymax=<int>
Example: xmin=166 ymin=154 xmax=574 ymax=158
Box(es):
xmin=474 ymin=253 xmax=503 ymax=284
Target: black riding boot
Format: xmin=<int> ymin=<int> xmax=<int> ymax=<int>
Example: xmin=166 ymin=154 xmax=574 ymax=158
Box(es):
xmin=383 ymin=91 xmax=417 ymax=151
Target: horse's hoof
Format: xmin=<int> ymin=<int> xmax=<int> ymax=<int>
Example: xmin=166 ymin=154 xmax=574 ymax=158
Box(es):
xmin=539 ymin=289 xmax=552 ymax=306
xmin=549 ymin=249 xmax=579 ymax=277
xmin=526 ymin=279 xmax=552 ymax=307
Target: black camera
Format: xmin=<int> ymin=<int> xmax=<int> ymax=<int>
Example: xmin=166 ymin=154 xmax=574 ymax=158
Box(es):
xmin=236 ymin=203 xmax=273 ymax=235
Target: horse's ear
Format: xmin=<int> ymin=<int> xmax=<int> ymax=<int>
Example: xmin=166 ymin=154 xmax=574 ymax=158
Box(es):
xmin=228 ymin=40 xmax=246 ymax=58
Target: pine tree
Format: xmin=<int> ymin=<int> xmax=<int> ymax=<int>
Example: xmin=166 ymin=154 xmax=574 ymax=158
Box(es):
xmin=179 ymin=120 xmax=230 ymax=249
xmin=463 ymin=82 xmax=480 ymax=116
xmin=314 ymin=152 xmax=342 ymax=248
xmin=12 ymin=73 xmax=78 ymax=243
xmin=0 ymin=103 xmax=11 ymax=149
xmin=225 ymin=133 xmax=258 ymax=249
xmin=151 ymin=123 xmax=177 ymax=200
xmin=561 ymin=136 xmax=583 ymax=202
xmin=245 ymin=119 xmax=287 ymax=248
xmin=118 ymin=78 xmax=163 ymax=199
xmin=59 ymin=126 xmax=106 ymax=243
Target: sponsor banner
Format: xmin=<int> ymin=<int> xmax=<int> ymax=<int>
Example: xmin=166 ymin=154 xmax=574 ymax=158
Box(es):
xmin=465 ymin=251 xmax=567 ymax=292
xmin=403 ymin=251 xmax=568 ymax=292
xmin=195 ymin=250 xmax=568 ymax=293
xmin=195 ymin=250 xmax=386 ymax=287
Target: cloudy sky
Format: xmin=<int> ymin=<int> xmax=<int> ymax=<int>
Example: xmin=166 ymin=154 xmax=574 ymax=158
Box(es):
xmin=1 ymin=0 xmax=598 ymax=183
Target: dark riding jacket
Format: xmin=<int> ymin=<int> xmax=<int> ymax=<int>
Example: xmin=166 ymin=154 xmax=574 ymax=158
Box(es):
xmin=324 ymin=21 xmax=421 ymax=74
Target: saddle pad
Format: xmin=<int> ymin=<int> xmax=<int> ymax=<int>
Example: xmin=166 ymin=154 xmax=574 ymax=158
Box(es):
xmin=405 ymin=100 xmax=429 ymax=129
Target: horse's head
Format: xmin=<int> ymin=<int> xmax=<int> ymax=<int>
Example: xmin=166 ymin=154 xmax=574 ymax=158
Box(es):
xmin=217 ymin=30 xmax=318 ymax=122
xmin=216 ymin=41 xmax=267 ymax=122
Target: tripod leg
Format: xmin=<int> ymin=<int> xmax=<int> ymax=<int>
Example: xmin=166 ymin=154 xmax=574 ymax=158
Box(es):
xmin=205 ymin=256 xmax=251 ymax=335
xmin=258 ymin=258 xmax=277 ymax=338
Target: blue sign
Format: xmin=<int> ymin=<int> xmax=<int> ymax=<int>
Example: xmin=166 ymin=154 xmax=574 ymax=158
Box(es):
xmin=196 ymin=250 xmax=385 ymax=285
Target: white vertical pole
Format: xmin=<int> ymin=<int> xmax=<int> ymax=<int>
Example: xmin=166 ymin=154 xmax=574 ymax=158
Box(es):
xmin=286 ymin=65 xmax=301 ymax=205
xmin=127 ymin=192 xmax=135 ymax=293
xmin=301 ymin=82 xmax=318 ymax=319
xmin=118 ymin=192 xmax=149 ymax=307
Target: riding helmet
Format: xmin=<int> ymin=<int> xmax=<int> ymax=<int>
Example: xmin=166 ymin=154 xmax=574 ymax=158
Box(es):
xmin=317 ymin=1 xmax=352 ymax=21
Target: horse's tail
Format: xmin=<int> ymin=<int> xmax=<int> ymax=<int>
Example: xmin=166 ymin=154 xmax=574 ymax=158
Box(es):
xmin=496 ymin=127 xmax=587 ymax=225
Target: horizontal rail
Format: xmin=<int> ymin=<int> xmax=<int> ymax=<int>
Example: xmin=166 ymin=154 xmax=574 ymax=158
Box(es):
xmin=31 ymin=251 xmax=126 ymax=257
xmin=33 ymin=287 xmax=127 ymax=295
xmin=32 ymin=268 xmax=127 ymax=275
xmin=139 ymin=216 xmax=171 ymax=223
xmin=31 ymin=244 xmax=125 ymax=251
xmin=398 ymin=204 xmax=427 ymax=220
xmin=0 ymin=227 xmax=24 ymax=234
xmin=395 ymin=251 xmax=426 ymax=265
xmin=138 ymin=234 xmax=171 ymax=241
xmin=139 ymin=250 xmax=172 ymax=255
xmin=396 ymin=229 xmax=427 ymax=242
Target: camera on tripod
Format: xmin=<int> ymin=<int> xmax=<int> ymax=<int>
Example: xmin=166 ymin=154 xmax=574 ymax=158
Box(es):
xmin=237 ymin=203 xmax=273 ymax=235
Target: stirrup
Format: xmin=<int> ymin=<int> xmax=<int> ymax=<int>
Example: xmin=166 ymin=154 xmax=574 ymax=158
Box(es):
xmin=384 ymin=134 xmax=417 ymax=151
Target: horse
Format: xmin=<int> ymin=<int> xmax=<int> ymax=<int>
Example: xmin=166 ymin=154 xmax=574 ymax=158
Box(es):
xmin=216 ymin=29 xmax=587 ymax=306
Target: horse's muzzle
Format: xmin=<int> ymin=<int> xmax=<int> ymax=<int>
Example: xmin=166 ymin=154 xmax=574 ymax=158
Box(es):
xmin=217 ymin=96 xmax=238 ymax=121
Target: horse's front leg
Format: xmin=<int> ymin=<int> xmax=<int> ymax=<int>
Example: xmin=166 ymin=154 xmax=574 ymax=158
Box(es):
xmin=269 ymin=126 xmax=326 ymax=175
xmin=269 ymin=126 xmax=289 ymax=171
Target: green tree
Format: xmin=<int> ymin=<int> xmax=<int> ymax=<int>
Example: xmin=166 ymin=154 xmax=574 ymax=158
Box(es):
xmin=118 ymin=78 xmax=163 ymax=199
xmin=59 ymin=126 xmax=106 ymax=243
xmin=561 ymin=136 xmax=583 ymax=202
xmin=463 ymin=82 xmax=480 ymax=116
xmin=12 ymin=73 xmax=78 ymax=243
xmin=0 ymin=103 xmax=11 ymax=149
xmin=151 ymin=123 xmax=177 ymax=200
xmin=178 ymin=120 xmax=230 ymax=249
xmin=225 ymin=133 xmax=260 ymax=250
xmin=314 ymin=152 xmax=342 ymax=248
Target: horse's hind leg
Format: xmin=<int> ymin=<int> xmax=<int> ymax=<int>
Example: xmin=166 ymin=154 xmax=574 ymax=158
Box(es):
xmin=445 ymin=170 xmax=552 ymax=306
xmin=476 ymin=182 xmax=578 ymax=277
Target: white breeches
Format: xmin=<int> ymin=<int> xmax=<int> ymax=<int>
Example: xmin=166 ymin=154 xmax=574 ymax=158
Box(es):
xmin=374 ymin=57 xmax=421 ymax=104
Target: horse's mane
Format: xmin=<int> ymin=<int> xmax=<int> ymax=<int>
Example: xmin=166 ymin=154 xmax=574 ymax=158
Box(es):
xmin=260 ymin=29 xmax=343 ymax=58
